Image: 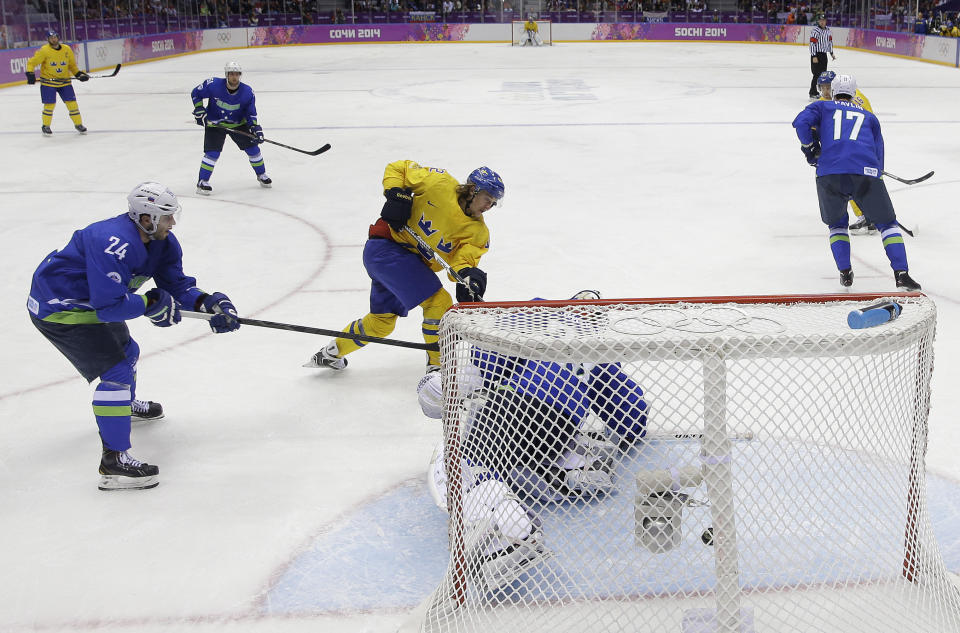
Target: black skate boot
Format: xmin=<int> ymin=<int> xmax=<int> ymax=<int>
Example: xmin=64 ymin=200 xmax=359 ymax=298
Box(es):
xmin=849 ymin=216 xmax=876 ymax=234
xmin=131 ymin=399 xmax=164 ymax=422
xmin=894 ymin=270 xmax=921 ymax=291
xmin=41 ymin=125 xmax=52 ymax=136
xmin=196 ymin=180 xmax=212 ymax=195
xmin=98 ymin=450 xmax=159 ymax=491
xmin=840 ymin=268 xmax=854 ymax=287
xmin=258 ymin=173 xmax=273 ymax=188
xmin=75 ymin=124 xmax=87 ymax=134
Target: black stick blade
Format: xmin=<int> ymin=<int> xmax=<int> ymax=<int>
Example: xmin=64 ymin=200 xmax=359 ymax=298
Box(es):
xmin=309 ymin=143 xmax=332 ymax=156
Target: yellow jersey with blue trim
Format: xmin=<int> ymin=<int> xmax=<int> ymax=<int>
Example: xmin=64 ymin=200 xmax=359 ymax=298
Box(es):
xmin=27 ymin=43 xmax=80 ymax=87
xmin=382 ymin=160 xmax=490 ymax=276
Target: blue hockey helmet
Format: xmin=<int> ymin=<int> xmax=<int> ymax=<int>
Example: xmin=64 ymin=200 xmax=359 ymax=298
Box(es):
xmin=45 ymin=28 xmax=59 ymax=39
xmin=467 ymin=167 xmax=505 ymax=203
xmin=817 ymin=70 xmax=836 ymax=86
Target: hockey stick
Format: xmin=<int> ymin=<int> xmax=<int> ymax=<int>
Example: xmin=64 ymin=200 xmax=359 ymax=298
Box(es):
xmin=214 ymin=124 xmax=331 ymax=156
xmin=883 ymin=170 xmax=934 ymax=185
xmin=400 ymin=225 xmax=482 ymax=302
xmin=87 ymin=64 xmax=121 ymax=78
xmin=181 ymin=311 xmax=438 ymax=351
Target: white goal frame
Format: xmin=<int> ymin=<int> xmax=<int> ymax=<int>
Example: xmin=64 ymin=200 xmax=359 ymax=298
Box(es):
xmin=511 ymin=19 xmax=553 ymax=46
xmin=411 ymin=292 xmax=960 ymax=633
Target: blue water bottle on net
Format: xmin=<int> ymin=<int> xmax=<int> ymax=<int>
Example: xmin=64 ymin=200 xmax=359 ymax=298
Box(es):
xmin=847 ymin=300 xmax=903 ymax=329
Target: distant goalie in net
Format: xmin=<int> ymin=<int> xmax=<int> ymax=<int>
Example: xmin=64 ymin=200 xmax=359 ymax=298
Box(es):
xmin=417 ymin=291 xmax=651 ymax=591
xmin=520 ymin=17 xmax=544 ymax=46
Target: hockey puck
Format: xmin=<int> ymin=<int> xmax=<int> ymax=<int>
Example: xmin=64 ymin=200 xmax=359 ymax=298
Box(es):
xmin=701 ymin=527 xmax=714 ymax=546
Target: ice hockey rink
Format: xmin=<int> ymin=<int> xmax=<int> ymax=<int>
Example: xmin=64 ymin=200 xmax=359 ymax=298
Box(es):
xmin=1 ymin=38 xmax=959 ymax=633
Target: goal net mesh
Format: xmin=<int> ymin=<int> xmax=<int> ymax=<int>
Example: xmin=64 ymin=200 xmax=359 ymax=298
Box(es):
xmin=416 ymin=294 xmax=960 ymax=633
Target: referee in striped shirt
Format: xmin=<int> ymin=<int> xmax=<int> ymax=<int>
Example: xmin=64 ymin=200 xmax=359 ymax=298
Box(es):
xmin=809 ymin=14 xmax=836 ymax=98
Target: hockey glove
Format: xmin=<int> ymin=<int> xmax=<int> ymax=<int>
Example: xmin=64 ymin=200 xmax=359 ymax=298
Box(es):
xmin=192 ymin=105 xmax=207 ymax=126
xmin=144 ymin=288 xmax=182 ymax=327
xmin=199 ymin=292 xmax=240 ymax=333
xmin=75 ymin=71 xmax=90 ymax=82
xmin=25 ymin=71 xmax=36 ymax=85
xmin=249 ymin=124 xmax=264 ymax=144
xmin=456 ymin=267 xmax=487 ymax=303
xmin=381 ymin=187 xmax=414 ymax=231
xmin=801 ymin=140 xmax=821 ymax=167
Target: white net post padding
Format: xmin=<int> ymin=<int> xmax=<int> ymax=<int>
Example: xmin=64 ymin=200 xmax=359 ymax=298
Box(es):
xmin=411 ymin=293 xmax=960 ymax=633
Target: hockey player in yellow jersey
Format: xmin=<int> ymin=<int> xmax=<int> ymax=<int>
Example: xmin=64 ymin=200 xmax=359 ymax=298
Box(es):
xmin=816 ymin=70 xmax=876 ymax=233
xmin=305 ymin=160 xmax=504 ymax=371
xmin=25 ymin=29 xmax=89 ymax=136
xmin=521 ymin=17 xmax=544 ymax=46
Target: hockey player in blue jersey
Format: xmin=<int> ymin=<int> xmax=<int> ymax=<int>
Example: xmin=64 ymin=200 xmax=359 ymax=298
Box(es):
xmin=191 ymin=61 xmax=271 ymax=195
xmin=792 ymin=73 xmax=920 ymax=290
xmin=27 ymin=182 xmax=241 ymax=491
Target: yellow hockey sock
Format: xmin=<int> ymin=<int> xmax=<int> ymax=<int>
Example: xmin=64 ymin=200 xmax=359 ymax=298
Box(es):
xmin=42 ymin=103 xmax=55 ymax=126
xmin=335 ymin=313 xmax=398 ymax=357
xmin=420 ymin=288 xmax=453 ymax=367
xmin=64 ymin=100 xmax=83 ymax=126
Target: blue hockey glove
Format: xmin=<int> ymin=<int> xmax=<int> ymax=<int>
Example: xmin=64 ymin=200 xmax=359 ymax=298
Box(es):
xmin=75 ymin=71 xmax=90 ymax=82
xmin=249 ymin=124 xmax=264 ymax=144
xmin=25 ymin=71 xmax=36 ymax=85
xmin=381 ymin=187 xmax=414 ymax=231
xmin=456 ymin=267 xmax=486 ymax=303
xmin=801 ymin=140 xmax=821 ymax=166
xmin=192 ymin=105 xmax=206 ymax=126
xmin=144 ymin=288 xmax=182 ymax=327
xmin=199 ymin=292 xmax=240 ymax=333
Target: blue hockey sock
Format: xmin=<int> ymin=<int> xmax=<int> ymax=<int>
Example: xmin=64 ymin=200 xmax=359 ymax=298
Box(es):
xmin=828 ymin=224 xmax=851 ymax=270
xmin=245 ymin=147 xmax=266 ymax=175
xmin=199 ymin=151 xmax=219 ymax=182
xmin=877 ymin=222 xmax=908 ymax=270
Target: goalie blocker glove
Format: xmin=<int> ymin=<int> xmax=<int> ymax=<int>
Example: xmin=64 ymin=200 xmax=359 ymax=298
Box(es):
xmin=381 ymin=187 xmax=414 ymax=231
xmin=456 ymin=267 xmax=486 ymax=302
xmin=198 ymin=291 xmax=240 ymax=333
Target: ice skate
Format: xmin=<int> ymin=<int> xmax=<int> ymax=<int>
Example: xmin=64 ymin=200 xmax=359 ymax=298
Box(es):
xmin=196 ymin=180 xmax=212 ymax=195
xmin=98 ymin=449 xmax=159 ymax=491
xmin=840 ymin=268 xmax=854 ymax=287
xmin=472 ymin=528 xmax=551 ymax=593
xmin=131 ymin=399 xmax=164 ymax=422
xmin=849 ymin=216 xmax=876 ymax=234
xmin=257 ymin=174 xmax=272 ymax=188
xmin=41 ymin=125 xmax=52 ymax=136
xmin=75 ymin=124 xmax=87 ymax=134
xmin=303 ymin=340 xmax=347 ymax=370
xmin=894 ymin=270 xmax=921 ymax=291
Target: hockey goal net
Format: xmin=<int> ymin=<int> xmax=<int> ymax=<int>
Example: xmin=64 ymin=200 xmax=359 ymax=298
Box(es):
xmin=415 ymin=293 xmax=960 ymax=633
xmin=511 ymin=20 xmax=553 ymax=45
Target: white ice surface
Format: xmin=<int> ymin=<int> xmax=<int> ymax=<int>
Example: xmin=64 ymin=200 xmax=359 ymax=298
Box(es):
xmin=0 ymin=41 xmax=958 ymax=633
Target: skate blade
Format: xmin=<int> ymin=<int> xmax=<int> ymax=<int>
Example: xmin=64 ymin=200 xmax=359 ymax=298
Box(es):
xmin=98 ymin=474 xmax=159 ymax=491
xmin=302 ymin=355 xmax=322 ymax=368
xmin=196 ymin=188 xmax=212 ymax=196
xmin=131 ymin=413 xmax=165 ymax=424
xmin=476 ymin=547 xmax=553 ymax=593
xmin=259 ymin=182 xmax=272 ymax=189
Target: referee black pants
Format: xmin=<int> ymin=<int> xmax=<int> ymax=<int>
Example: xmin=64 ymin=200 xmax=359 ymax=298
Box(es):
xmin=810 ymin=52 xmax=828 ymax=97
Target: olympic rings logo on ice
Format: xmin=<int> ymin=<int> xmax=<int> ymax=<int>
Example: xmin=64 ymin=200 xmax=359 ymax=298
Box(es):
xmin=609 ymin=306 xmax=786 ymax=336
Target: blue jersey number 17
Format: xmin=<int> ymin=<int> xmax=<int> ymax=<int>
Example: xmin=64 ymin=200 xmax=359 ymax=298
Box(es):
xmin=832 ymin=109 xmax=865 ymax=141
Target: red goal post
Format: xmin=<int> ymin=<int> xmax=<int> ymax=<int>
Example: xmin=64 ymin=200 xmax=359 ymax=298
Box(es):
xmin=511 ymin=19 xmax=553 ymax=45
xmin=410 ymin=292 xmax=960 ymax=633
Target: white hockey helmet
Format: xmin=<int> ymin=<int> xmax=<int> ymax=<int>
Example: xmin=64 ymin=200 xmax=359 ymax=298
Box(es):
xmin=831 ymin=74 xmax=857 ymax=99
xmin=224 ymin=61 xmax=242 ymax=75
xmin=127 ymin=182 xmax=181 ymax=236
